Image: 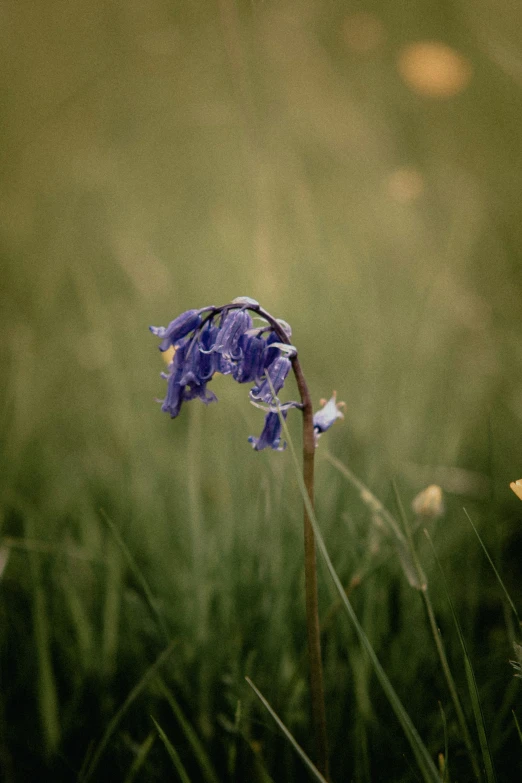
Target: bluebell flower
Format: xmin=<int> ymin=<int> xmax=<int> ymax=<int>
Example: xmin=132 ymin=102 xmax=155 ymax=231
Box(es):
xmin=248 ymin=411 xmax=287 ymax=451
xmin=214 ymin=309 xmax=253 ymax=360
xmin=313 ymin=391 xmax=345 ymax=442
xmin=232 ymin=333 xmax=268 ymax=383
xmin=196 ymin=324 xmax=219 ymax=381
xmin=250 ymin=356 xmax=292 ymax=404
xmin=181 ymin=324 xmax=217 ymax=386
xmin=150 ymin=309 xmax=203 ymax=352
xmin=183 ymin=383 xmax=217 ymax=405
xmin=151 ymin=300 xmax=304 ymax=449
xmin=161 ymin=342 xmax=188 ymax=417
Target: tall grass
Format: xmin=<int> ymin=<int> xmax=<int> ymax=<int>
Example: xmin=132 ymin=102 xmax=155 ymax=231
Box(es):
xmin=1 ymin=0 xmax=522 ymax=780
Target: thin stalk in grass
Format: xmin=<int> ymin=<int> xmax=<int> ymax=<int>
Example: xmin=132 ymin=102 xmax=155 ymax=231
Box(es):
xmin=24 ymin=514 xmax=61 ymax=755
xmin=438 ymin=701 xmax=449 ymax=783
xmin=123 ymin=732 xmax=156 ymax=783
xmin=425 ymin=530 xmax=498 ymax=783
xmin=80 ymin=640 xmax=177 ymax=782
xmin=392 ymin=483 xmax=482 ymax=782
xmin=321 ymin=455 xmax=479 ymax=778
xmin=246 ymin=677 xmax=329 ymax=783
xmin=276 ymin=410 xmax=440 ymax=783
xmin=463 ymin=508 xmax=521 ymax=628
xmin=513 ymin=711 xmax=522 ymax=745
xmin=151 ymin=717 xmax=192 ymax=783
xmin=100 ymin=509 xmax=170 ymax=644
xmin=156 ymin=677 xmax=220 ymax=783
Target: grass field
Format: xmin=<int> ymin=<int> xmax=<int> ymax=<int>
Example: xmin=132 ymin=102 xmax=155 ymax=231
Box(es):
xmin=2 ymin=1 xmax=522 ymax=780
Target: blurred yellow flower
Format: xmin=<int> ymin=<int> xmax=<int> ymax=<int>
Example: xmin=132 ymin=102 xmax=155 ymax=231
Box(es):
xmin=397 ymin=41 xmax=472 ymax=98
xmin=412 ymin=484 xmax=444 ymax=518
xmin=510 ymin=479 xmax=522 ymax=502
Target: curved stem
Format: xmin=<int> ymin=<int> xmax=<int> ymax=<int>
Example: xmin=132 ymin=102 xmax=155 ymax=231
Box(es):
xmin=202 ymin=302 xmax=329 ymax=777
xmin=256 ymin=306 xmax=329 ymax=778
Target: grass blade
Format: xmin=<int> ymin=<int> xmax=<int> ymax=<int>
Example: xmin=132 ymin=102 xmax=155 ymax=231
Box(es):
xmin=278 ymin=417 xmax=440 ymax=783
xmin=157 ymin=678 xmax=220 ymax=783
xmin=151 ymin=717 xmax=192 ymax=783
xmin=425 ymin=530 xmax=497 ymax=783
xmin=25 ymin=515 xmax=61 ymax=755
xmin=512 ymin=711 xmax=522 ymax=745
xmin=123 ymin=731 xmax=156 ymax=783
xmin=245 ymin=677 xmax=329 ymax=783
xmin=463 ymin=509 xmax=521 ymax=627
xmin=100 ymin=509 xmax=170 ymax=642
xmin=101 ymin=539 xmax=123 ymax=678
xmin=80 ymin=639 xmax=177 ymax=782
xmin=438 ymin=701 xmax=449 ymax=783
xmin=323 ymin=451 xmax=422 ymax=588
xmin=393 ymin=483 xmax=480 ymax=778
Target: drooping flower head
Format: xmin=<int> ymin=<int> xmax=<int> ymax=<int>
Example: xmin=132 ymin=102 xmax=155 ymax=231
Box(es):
xmin=150 ymin=299 xmax=343 ymax=450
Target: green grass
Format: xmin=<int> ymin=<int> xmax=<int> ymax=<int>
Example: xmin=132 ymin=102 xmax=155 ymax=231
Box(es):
xmin=2 ymin=0 xmax=522 ymax=780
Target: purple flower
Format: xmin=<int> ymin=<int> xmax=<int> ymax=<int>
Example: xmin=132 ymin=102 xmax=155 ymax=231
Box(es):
xmin=183 ymin=383 xmax=217 ymax=405
xmin=180 ymin=325 xmax=217 ymax=386
xmin=151 ymin=300 xmax=308 ymax=450
xmin=248 ymin=411 xmax=287 ymax=451
xmin=150 ymin=309 xmax=203 ymax=352
xmin=161 ymin=343 xmax=188 ymax=417
xmin=250 ymin=356 xmax=291 ymax=404
xmin=213 ymin=309 xmax=253 ymax=360
xmin=232 ymin=333 xmax=268 ymax=383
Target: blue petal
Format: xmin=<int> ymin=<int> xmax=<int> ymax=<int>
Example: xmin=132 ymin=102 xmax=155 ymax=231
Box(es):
xmin=159 ymin=343 xmax=188 ymax=417
xmin=150 ymin=309 xmax=203 ymax=351
xmin=250 ymin=356 xmax=291 ymax=404
xmin=233 ymin=334 xmax=268 ymax=383
xmin=214 ymin=310 xmax=253 ymax=359
xmin=248 ymin=411 xmax=287 ymax=451
xmin=183 ymin=383 xmax=218 ymax=405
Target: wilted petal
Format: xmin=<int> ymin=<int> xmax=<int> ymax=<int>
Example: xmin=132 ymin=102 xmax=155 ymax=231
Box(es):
xmin=313 ymin=391 xmax=345 ymax=437
xmin=248 ymin=411 xmax=287 ymax=451
xmin=231 ymin=296 xmax=259 ymax=307
xmin=276 ymin=318 xmax=292 ymax=338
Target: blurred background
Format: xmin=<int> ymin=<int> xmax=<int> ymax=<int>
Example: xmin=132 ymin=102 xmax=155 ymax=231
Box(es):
xmin=2 ymin=0 xmax=522 ymax=780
